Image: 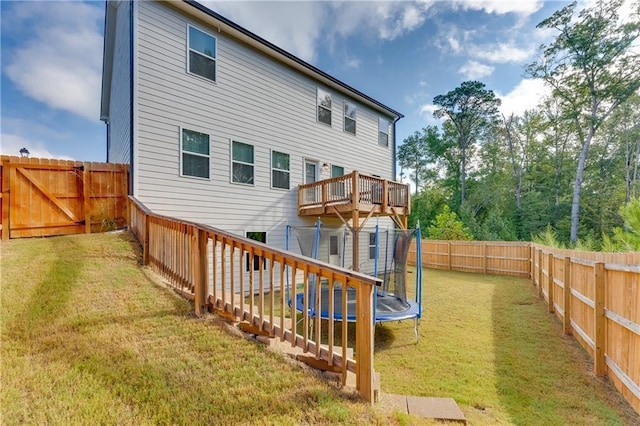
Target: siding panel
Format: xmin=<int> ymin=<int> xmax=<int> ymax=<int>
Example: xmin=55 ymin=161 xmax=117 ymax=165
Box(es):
xmin=134 ymin=1 xmax=398 ymax=251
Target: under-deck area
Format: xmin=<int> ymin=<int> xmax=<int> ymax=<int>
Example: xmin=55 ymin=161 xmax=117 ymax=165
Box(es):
xmin=297 ymin=171 xmax=410 ymax=221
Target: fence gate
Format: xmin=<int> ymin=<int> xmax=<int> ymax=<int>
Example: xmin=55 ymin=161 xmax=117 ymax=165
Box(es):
xmin=1 ymin=156 xmax=129 ymax=239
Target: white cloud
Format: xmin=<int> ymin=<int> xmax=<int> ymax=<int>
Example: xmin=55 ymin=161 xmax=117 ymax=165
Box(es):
xmin=202 ymin=1 xmax=325 ymax=62
xmin=453 ymin=0 xmax=544 ymax=16
xmin=3 ymin=1 xmax=103 ymax=121
xmin=472 ymin=42 xmax=534 ymax=63
xmin=0 ymin=133 xmax=73 ymax=160
xmin=345 ymin=57 xmax=361 ymax=69
xmin=458 ymin=60 xmax=495 ymax=79
xmin=204 ymin=1 xmax=436 ymax=63
xmin=498 ymin=78 xmax=550 ymax=116
xmin=418 ymin=103 xmax=442 ymax=125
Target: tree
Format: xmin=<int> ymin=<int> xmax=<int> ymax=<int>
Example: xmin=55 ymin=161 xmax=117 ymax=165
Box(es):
xmin=526 ymin=0 xmax=640 ymax=243
xmin=433 ymin=81 xmax=501 ymax=205
xmin=427 ymin=205 xmax=473 ymax=240
xmin=397 ymin=126 xmax=440 ymax=194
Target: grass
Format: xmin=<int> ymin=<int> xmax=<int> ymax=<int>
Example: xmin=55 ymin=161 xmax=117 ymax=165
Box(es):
xmin=373 ymin=268 xmax=640 ymax=425
xmin=1 ymin=233 xmax=391 ymax=425
xmin=3 ymin=233 xmax=638 ymax=425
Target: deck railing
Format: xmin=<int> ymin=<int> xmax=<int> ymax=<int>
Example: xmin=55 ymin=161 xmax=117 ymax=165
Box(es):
xmin=128 ymin=196 xmax=380 ymax=403
xmin=298 ymin=171 xmax=409 ymax=213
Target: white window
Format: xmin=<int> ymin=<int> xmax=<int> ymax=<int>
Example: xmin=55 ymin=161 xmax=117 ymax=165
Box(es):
xmin=378 ymin=117 xmax=390 ymax=146
xmin=271 ymin=151 xmax=290 ymax=189
xmin=317 ymin=88 xmax=332 ymax=126
xmin=231 ymin=141 xmax=254 ymax=185
xmin=181 ymin=128 xmax=210 ymax=179
xmin=188 ymin=25 xmax=216 ymax=82
xmin=344 ymin=101 xmax=356 ymax=135
xmin=330 ymin=165 xmax=345 ymax=198
xmin=369 ymin=232 xmax=377 ymax=260
xmin=246 ymin=232 xmax=267 ymax=271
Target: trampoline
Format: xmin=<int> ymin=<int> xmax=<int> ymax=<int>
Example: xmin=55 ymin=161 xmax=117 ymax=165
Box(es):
xmin=285 ymin=219 xmax=423 ymax=340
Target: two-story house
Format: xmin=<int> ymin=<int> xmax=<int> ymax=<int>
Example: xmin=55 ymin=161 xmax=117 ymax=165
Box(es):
xmin=100 ymin=0 xmax=408 ymax=267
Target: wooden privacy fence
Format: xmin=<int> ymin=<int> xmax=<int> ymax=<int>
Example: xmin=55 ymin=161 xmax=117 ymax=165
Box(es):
xmin=128 ymin=196 xmax=380 ymax=403
xmin=408 ymin=239 xmax=640 ymax=413
xmin=0 ymin=156 xmax=129 ymax=239
xmin=532 ymin=244 xmax=640 ymax=413
xmin=408 ymin=239 xmax=532 ymax=277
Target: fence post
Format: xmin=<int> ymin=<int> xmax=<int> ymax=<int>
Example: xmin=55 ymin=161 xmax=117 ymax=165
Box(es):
xmin=538 ymin=250 xmax=543 ymax=298
xmin=530 ymin=246 xmax=534 ymax=284
xmin=83 ymin=164 xmax=91 ymax=233
xmin=594 ymin=262 xmax=606 ymax=377
xmin=1 ymin=158 xmax=9 ymax=241
xmin=143 ymin=213 xmax=150 ymax=266
xmin=194 ymin=228 xmax=208 ymax=316
xmin=447 ymin=242 xmax=452 ymax=271
xmin=547 ymin=253 xmax=554 ymax=313
xmin=355 ymin=280 xmax=374 ymax=404
xmin=483 ymin=243 xmax=488 ymax=274
xmin=563 ymin=256 xmax=572 ymax=335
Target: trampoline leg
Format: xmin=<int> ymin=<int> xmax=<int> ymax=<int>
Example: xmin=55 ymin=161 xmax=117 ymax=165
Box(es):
xmin=414 ymin=318 xmax=419 ymax=344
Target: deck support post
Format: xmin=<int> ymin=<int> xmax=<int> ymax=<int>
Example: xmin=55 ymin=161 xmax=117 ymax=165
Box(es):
xmin=352 ymin=210 xmax=359 ymax=272
xmin=355 ymin=278 xmax=374 ymax=404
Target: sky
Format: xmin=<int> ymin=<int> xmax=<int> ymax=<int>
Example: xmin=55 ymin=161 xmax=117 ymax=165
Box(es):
xmin=0 ymin=0 xmax=614 ymax=162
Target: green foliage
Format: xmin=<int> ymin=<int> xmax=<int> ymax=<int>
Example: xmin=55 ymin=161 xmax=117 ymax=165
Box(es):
xmin=526 ymin=0 xmax=640 ymax=243
xmin=398 ymin=126 xmax=441 ymax=194
xmin=574 ymin=234 xmax=597 ymax=252
xmin=532 ymin=225 xmax=565 ymax=248
xmin=612 ymin=196 xmax=640 ymax=250
xmin=407 ymin=188 xmax=446 ymax=230
xmin=433 ymin=80 xmax=501 ymax=203
xmin=477 ymin=208 xmax=518 ymax=241
xmin=427 ymin=205 xmax=473 ymax=240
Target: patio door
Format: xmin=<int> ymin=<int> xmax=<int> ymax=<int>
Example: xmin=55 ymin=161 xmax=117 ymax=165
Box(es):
xmin=305 ymin=160 xmax=318 ymax=184
xmin=304 ymin=160 xmax=318 ymax=203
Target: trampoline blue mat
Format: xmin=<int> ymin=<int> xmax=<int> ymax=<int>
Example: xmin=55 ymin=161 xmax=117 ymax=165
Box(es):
xmin=293 ymin=286 xmax=420 ymax=322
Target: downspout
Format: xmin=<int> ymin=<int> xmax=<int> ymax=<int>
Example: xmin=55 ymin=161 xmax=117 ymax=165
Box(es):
xmin=128 ymin=0 xmax=134 ymax=195
xmin=392 ymin=115 xmax=401 ymax=181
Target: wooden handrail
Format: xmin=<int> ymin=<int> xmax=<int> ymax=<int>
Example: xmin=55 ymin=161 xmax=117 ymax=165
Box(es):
xmin=127 ymin=196 xmax=379 ymax=403
xmin=298 ymin=171 xmax=409 ymax=212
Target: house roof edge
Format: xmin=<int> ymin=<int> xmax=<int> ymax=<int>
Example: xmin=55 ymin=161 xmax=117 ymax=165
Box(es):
xmin=180 ymin=0 xmax=404 ymax=120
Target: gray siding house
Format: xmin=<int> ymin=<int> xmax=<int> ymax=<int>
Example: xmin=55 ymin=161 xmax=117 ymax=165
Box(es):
xmin=100 ymin=0 xmax=404 ymax=262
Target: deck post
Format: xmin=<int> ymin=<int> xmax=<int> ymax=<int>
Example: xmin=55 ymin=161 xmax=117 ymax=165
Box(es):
xmin=352 ymin=170 xmax=359 ymax=211
xmin=194 ymin=228 xmax=208 ymax=316
xmin=352 ymin=210 xmax=360 ymax=272
xmin=355 ymin=278 xmax=375 ymax=404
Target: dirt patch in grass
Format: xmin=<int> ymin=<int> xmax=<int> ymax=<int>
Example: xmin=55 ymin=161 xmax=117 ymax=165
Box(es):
xmin=1 ymin=233 xmax=392 ymax=425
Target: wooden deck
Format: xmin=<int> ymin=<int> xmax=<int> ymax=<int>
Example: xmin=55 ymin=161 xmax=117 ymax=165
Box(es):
xmin=297 ymin=171 xmax=410 ymax=219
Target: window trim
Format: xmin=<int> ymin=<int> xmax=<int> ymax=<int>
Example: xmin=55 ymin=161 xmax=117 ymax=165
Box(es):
xmin=179 ymin=126 xmax=211 ymax=180
xmin=344 ymin=101 xmax=356 ymax=135
xmin=230 ymin=140 xmax=255 ymax=186
xmin=317 ymin=88 xmax=332 ymax=127
xmin=245 ymin=231 xmax=267 ymax=272
xmin=271 ymin=150 xmax=291 ymax=190
xmin=378 ymin=117 xmax=390 ymax=147
xmin=186 ymin=24 xmax=217 ymax=83
xmin=368 ymin=232 xmax=377 ymax=260
xmin=304 ymin=159 xmax=319 ymax=184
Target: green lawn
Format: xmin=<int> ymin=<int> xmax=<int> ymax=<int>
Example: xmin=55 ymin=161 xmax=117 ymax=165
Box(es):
xmin=374 ymin=268 xmax=640 ymax=425
xmin=0 ymin=233 xmax=389 ymax=425
xmin=3 ymin=232 xmax=638 ymax=425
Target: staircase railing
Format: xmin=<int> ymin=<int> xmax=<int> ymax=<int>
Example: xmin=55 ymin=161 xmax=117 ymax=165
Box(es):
xmin=128 ymin=196 xmax=380 ymax=403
